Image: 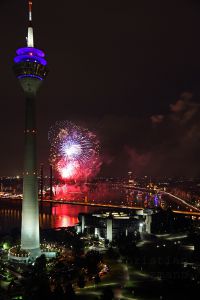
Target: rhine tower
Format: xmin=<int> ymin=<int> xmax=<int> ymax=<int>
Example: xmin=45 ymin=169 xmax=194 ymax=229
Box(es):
xmin=13 ymin=1 xmax=48 ymax=259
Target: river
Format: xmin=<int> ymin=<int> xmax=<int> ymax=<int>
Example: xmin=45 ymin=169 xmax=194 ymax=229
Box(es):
xmin=0 ymin=199 xmax=98 ymax=234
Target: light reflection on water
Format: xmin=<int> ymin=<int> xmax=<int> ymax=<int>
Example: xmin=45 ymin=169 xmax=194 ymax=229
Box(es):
xmin=0 ymin=200 xmax=97 ymax=234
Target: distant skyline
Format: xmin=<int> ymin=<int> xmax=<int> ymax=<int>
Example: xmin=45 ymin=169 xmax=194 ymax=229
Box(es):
xmin=0 ymin=0 xmax=200 ymax=177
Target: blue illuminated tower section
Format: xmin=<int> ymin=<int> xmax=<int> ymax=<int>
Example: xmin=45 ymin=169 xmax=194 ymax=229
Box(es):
xmin=13 ymin=1 xmax=48 ymax=258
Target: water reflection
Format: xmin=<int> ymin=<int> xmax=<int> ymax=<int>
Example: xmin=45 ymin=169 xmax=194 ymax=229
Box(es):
xmin=0 ymin=207 xmax=21 ymax=233
xmin=51 ymin=204 xmax=91 ymax=228
xmin=0 ymin=200 xmax=97 ymax=234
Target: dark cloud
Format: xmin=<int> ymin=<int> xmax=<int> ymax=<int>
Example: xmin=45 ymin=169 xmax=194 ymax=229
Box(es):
xmin=151 ymin=115 xmax=164 ymax=124
xmin=98 ymin=93 xmax=200 ymax=177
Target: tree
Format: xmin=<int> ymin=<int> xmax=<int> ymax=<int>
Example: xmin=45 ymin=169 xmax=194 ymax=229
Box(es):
xmin=64 ymin=283 xmax=76 ymax=299
xmin=24 ymin=254 xmax=50 ymax=300
xmin=52 ymin=284 xmax=64 ymax=300
xmin=34 ymin=254 xmax=47 ymax=275
xmin=116 ymin=236 xmax=137 ymax=261
xmin=104 ymin=239 xmax=109 ymax=248
xmin=85 ymin=250 xmax=102 ymax=275
xmin=106 ymin=247 xmax=120 ymax=259
xmin=72 ymin=237 xmax=84 ymax=256
xmin=94 ymin=274 xmax=101 ymax=285
xmin=101 ymin=287 xmax=114 ymax=300
xmin=77 ymin=274 xmax=86 ymax=288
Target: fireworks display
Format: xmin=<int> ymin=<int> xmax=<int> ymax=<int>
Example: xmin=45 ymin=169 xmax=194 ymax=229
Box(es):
xmin=49 ymin=121 xmax=101 ymax=181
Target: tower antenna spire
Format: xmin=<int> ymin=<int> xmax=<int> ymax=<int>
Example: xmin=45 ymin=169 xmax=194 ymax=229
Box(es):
xmin=29 ymin=0 xmax=33 ymax=21
xmin=27 ymin=0 xmax=34 ymax=47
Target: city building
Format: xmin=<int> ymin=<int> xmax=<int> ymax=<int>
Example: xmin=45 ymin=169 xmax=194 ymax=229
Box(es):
xmin=76 ymin=209 xmax=154 ymax=241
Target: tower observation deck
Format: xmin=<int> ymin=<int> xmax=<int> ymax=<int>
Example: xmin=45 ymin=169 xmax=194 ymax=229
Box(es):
xmin=12 ymin=1 xmax=48 ymax=260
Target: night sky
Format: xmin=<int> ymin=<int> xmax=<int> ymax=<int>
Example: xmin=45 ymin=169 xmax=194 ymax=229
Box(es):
xmin=0 ymin=0 xmax=200 ymax=177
